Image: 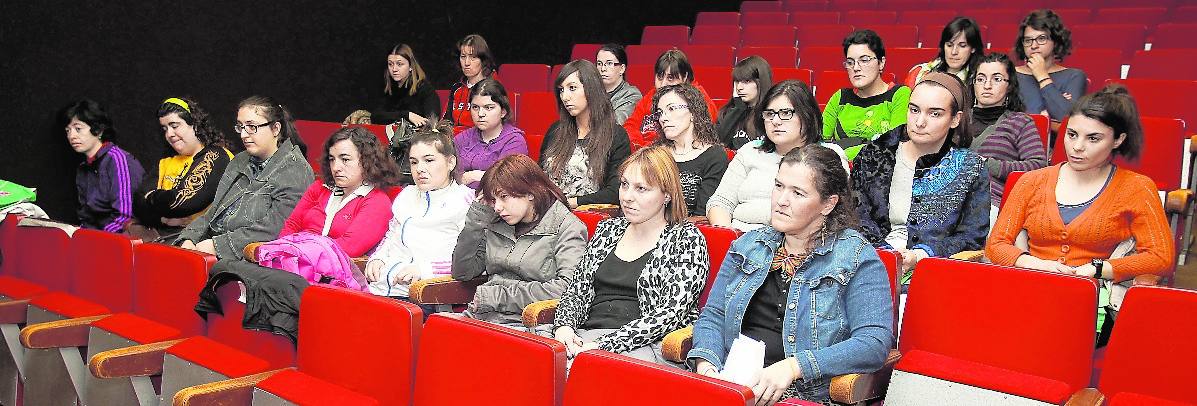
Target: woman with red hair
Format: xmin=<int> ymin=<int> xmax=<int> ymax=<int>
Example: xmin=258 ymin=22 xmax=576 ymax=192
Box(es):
xmin=452 ymin=154 xmax=589 ymax=328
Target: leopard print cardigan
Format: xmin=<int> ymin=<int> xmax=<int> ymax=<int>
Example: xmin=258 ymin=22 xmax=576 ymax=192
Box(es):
xmin=553 ymin=217 xmax=710 ymax=354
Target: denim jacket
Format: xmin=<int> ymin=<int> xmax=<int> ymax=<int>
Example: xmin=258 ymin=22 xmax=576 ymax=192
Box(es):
xmin=688 ymin=226 xmax=894 ymax=401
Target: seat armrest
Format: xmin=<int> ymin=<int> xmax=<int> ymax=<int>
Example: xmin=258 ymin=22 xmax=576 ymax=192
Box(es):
xmin=87 ymin=339 xmax=186 ymax=379
xmin=243 ymin=242 xmax=264 ymax=261
xmin=1189 ymin=134 xmax=1197 ymax=153
xmin=409 ymin=276 xmax=483 ymax=305
xmin=1133 ymin=274 xmax=1163 ymax=286
xmin=19 ymin=315 xmax=109 ymax=349
xmin=1063 ymin=388 xmax=1104 ymax=406
xmin=521 ymin=299 xmax=559 ymax=328
xmin=660 ymin=325 xmax=694 ymax=363
xmin=575 ymin=204 xmax=622 ymax=217
xmin=828 ymin=349 xmax=902 ymax=404
xmin=352 ymin=257 xmax=369 ymax=269
xmin=172 ymin=369 xmax=288 ymax=406
xmin=1165 ymin=189 xmax=1193 ymax=214
xmin=0 ymin=298 xmax=31 ymax=324
xmin=950 ymin=250 xmax=985 ymax=262
xmin=686 ymin=215 xmax=710 ymax=226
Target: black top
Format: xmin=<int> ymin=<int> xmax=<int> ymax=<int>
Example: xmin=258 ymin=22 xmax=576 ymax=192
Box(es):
xmin=741 ymin=269 xmax=789 ymax=366
xmin=582 ymin=250 xmax=650 ymax=329
xmin=540 ymin=121 xmax=632 ymax=206
xmin=675 ymin=145 xmax=730 ymax=217
xmin=715 ymin=98 xmax=754 ymax=150
xmin=137 ymin=145 xmax=232 ymax=226
xmin=369 ymin=80 xmax=441 ymax=125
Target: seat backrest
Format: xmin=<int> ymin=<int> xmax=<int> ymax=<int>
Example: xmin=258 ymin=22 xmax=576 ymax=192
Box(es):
xmin=293 ymin=120 xmax=344 ymax=171
xmin=626 ymin=65 xmax=655 ymax=96
xmin=571 ymin=210 xmax=609 ymax=238
xmin=784 ymin=0 xmax=829 ymax=12
xmin=0 ymin=214 xmax=20 ymax=276
xmin=900 ymin=258 xmax=1098 ymax=392
xmin=741 ymin=0 xmax=783 ymax=12
xmin=961 ymin=9 xmax=1022 ymax=27
xmin=12 ymin=225 xmax=71 ymax=291
xmin=1149 ymin=24 xmax=1197 ymax=50
xmin=570 ymin=43 xmax=602 ymax=62
xmin=564 ymin=351 xmax=753 ymax=406
xmin=695 ymin=11 xmax=741 ymax=27
xmin=874 ymin=249 xmax=901 ymax=330
xmin=986 ymin=24 xmax=1021 ymax=49
xmin=132 ymin=243 xmax=214 ymax=338
xmin=346 ymin=123 xmax=392 ymax=146
xmin=627 ymin=44 xmax=675 ymax=66
xmin=897 ymin=10 xmax=955 ymax=25
xmin=414 ymin=314 xmax=566 ymax=406
xmin=297 ymin=286 xmax=422 ymax=406
xmin=862 ymin=24 xmax=919 ymax=48
xmin=737 ymin=46 xmax=798 ymax=68
xmin=815 ymin=70 xmax=897 ymax=105
xmin=524 ymin=133 xmax=544 ymax=162
xmin=1071 ymin=25 xmax=1148 ymax=61
xmin=797 ymin=46 xmax=844 ymax=72
xmin=1129 ymin=49 xmax=1197 ymax=80
xmin=515 ymin=91 xmax=558 ymax=136
xmin=884 ymin=47 xmax=937 ymax=79
xmin=1064 ymin=48 xmax=1122 ymax=92
xmin=741 ymin=11 xmax=789 ymax=26
xmin=691 ymin=25 xmax=741 ymax=46
xmin=680 ymin=45 xmax=736 ymax=67
xmin=1098 ymin=286 xmax=1197 ymax=404
xmin=789 ymin=11 xmax=841 ymax=24
xmin=694 ymin=66 xmax=734 ymax=99
xmin=1093 ymin=7 xmax=1165 ymax=25
xmin=773 ymin=67 xmax=814 ymax=84
xmin=842 ymin=10 xmax=897 ymax=25
xmin=70 ymin=229 xmax=136 ymax=313
xmin=696 ymin=224 xmax=740 ymax=306
xmin=1122 ymin=79 xmax=1197 ymax=134
xmin=740 ymin=25 xmax=796 ymax=47
xmin=999 ymin=171 xmax=1026 ymax=211
xmin=795 ymin=24 xmax=855 ymax=48
xmin=641 ymin=26 xmax=689 ymax=46
xmin=1031 ymin=114 xmax=1050 ymax=152
xmin=498 ymin=64 xmax=551 ymax=93
xmin=827 ymin=0 xmax=876 ymax=11
xmin=1051 ymin=116 xmax=1184 ymax=191
xmin=1052 ymin=8 xmax=1094 ymax=25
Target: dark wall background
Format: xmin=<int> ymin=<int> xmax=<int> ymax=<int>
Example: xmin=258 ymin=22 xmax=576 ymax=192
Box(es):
xmin=0 ymin=0 xmax=738 ymax=222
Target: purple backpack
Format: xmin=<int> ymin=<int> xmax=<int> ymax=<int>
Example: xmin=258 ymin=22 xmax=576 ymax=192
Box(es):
xmin=257 ymin=232 xmax=366 ymax=291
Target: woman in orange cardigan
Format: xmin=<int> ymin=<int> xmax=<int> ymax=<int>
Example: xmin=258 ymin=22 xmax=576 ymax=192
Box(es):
xmin=985 ymin=84 xmax=1174 ymax=346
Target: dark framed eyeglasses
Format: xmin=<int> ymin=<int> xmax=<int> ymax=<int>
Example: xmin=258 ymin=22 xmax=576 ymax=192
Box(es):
xmin=596 ymin=61 xmax=623 ymax=68
xmin=762 ymin=109 xmax=796 ymax=121
xmin=1021 ymin=34 xmax=1050 ymax=46
xmin=234 ymin=122 xmax=274 ymax=135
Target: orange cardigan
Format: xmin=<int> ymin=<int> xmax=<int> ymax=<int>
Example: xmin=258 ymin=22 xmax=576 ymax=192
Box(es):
xmin=985 ymin=164 xmax=1174 ymax=282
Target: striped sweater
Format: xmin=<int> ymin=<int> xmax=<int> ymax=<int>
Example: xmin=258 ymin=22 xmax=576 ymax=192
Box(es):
xmin=969 ymin=111 xmax=1049 ymax=205
xmin=76 ymin=143 xmax=144 ymax=233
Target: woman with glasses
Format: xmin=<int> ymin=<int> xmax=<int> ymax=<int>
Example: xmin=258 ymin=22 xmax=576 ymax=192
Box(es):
xmin=822 ymin=30 xmax=912 ymax=161
xmin=650 ymin=84 xmax=729 ymax=217
xmin=175 ymin=96 xmax=314 ymax=260
xmin=132 ymin=97 xmax=234 ymax=240
xmin=623 ymin=50 xmax=718 ymax=147
xmin=1013 ymin=9 xmax=1086 ymax=124
xmin=969 ymin=53 xmax=1048 ymax=216
xmin=444 ymin=34 xmax=497 ymax=128
xmin=344 ymin=43 xmax=440 ymax=127
xmin=454 ymin=78 xmax=528 ymax=189
xmin=596 ymin=44 xmax=642 ymax=125
xmin=708 ymin=80 xmax=847 ymax=232
xmin=716 ymin=56 xmax=773 ymax=150
xmin=904 ymin=17 xmax=984 ymax=88
xmin=851 ymin=72 xmax=989 ymax=287
xmin=539 ymin=60 xmax=631 ymax=208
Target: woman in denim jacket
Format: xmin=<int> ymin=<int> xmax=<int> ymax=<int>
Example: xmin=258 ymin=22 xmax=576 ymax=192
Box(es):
xmin=688 ymin=144 xmax=894 ymax=404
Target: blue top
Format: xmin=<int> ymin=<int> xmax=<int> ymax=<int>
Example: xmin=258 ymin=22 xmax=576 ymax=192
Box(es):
xmin=1016 ymin=68 xmax=1088 ymax=121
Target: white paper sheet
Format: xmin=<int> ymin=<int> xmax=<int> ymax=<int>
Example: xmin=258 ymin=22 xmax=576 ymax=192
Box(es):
xmin=719 ymin=334 xmax=766 ymax=387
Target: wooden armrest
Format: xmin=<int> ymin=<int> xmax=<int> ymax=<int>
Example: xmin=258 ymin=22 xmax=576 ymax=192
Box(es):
xmin=88 ymin=339 xmax=185 ymax=379
xmin=1165 ymin=189 xmax=1193 ymax=214
xmin=685 ymin=215 xmax=710 ymax=226
xmin=829 ymin=349 xmax=902 ymax=404
xmin=243 ymin=242 xmax=264 ymax=261
xmin=521 ymin=299 xmax=559 ymax=328
xmin=352 ymin=257 xmax=369 ymax=269
xmin=660 ymin=325 xmax=694 ymax=363
xmin=1064 ymin=388 xmax=1104 ymax=406
xmin=575 ymin=204 xmax=622 ymax=217
xmin=409 ymin=276 xmax=483 ymax=305
xmin=1134 ymin=274 xmax=1163 ymax=286
xmin=19 ymin=315 xmax=108 ymax=349
xmin=0 ymin=298 xmax=31 ymax=325
xmin=1190 ymin=134 xmax=1197 ymax=153
xmin=950 ymin=250 xmax=985 ymax=262
xmin=172 ymin=368 xmax=288 ymax=406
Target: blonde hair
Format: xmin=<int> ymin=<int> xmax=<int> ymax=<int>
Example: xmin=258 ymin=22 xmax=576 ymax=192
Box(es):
xmin=617 ymin=146 xmax=687 ymax=225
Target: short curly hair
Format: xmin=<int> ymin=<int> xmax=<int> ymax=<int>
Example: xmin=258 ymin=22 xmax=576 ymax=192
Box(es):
xmin=1014 ymin=9 xmax=1073 ymax=62
xmin=320 ymin=126 xmax=402 ymax=188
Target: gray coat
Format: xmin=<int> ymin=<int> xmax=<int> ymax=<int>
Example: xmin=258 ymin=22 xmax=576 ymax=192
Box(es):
xmin=452 ymin=200 xmax=588 ymax=322
xmin=608 ymin=80 xmax=643 ymax=126
xmin=176 ymin=139 xmax=314 ymax=260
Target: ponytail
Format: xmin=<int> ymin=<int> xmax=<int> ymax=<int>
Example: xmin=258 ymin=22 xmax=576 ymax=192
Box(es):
xmin=1070 ymin=84 xmax=1142 ymax=161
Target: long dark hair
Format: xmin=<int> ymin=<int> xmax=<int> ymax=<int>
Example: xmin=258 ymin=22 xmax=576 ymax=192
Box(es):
xmin=157 ymin=97 xmax=232 ymax=155
xmin=320 ymin=127 xmax=402 ymax=188
xmin=542 ymin=60 xmax=617 ymax=185
xmin=969 ymin=53 xmax=1026 ymax=112
xmin=934 ymin=17 xmax=984 ymax=75
xmin=457 ymin=34 xmax=497 ymax=78
xmin=754 ymin=80 xmax=823 ymax=154
xmin=237 ymin=95 xmax=307 ymax=157
xmin=718 ymin=56 xmax=773 ymax=145
xmin=778 ymin=144 xmax=858 ymax=246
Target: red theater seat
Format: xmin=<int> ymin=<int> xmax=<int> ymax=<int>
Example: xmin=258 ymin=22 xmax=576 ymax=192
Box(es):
xmin=828 ymin=0 xmax=877 ymax=11
xmin=498 ymin=64 xmax=551 ymax=93
xmin=1053 ymin=8 xmax=1094 ymax=25
xmin=525 ymin=133 xmax=544 ymax=162
xmin=886 ymin=47 xmax=938 ymax=82
xmin=0 ymin=225 xmax=70 ymax=302
xmin=796 ymin=24 xmax=854 ymax=48
xmin=564 ymin=351 xmax=754 ymax=406
xmin=961 ymin=9 xmax=1022 ymax=27
xmin=774 ymin=67 xmax=815 ymax=84
xmin=741 ymin=25 xmax=797 ymax=47
xmin=1149 ymin=24 xmax=1197 ymax=50
xmin=641 ymin=26 xmax=689 ymax=46
xmin=695 ymin=225 xmax=740 ymax=306
xmin=681 ymin=45 xmax=736 ymax=67
xmin=696 ymin=12 xmax=741 ymax=27
xmin=738 ymin=46 xmax=799 ymax=68
xmin=626 ymin=64 xmax=654 ymax=96
xmin=627 ymin=44 xmax=675 ymax=66
xmin=886 ymin=258 xmax=1098 ymax=404
xmin=1066 ymin=48 xmax=1123 ymax=91
xmin=741 ymin=11 xmax=789 ymax=26
xmin=898 ymin=10 xmax=956 ymax=25
xmin=1093 ymin=7 xmax=1166 ymax=25
xmin=789 ymin=11 xmax=841 ymax=24
xmin=1120 ymin=79 xmax=1197 ymax=136
xmin=741 ymin=0 xmax=783 ymax=12
xmin=1129 ymin=50 xmax=1197 ymax=80
xmin=843 ymin=10 xmax=897 ymax=25
xmin=515 ymin=91 xmax=558 ymax=137
xmin=784 ymin=0 xmax=828 ymax=12
xmin=798 ymin=46 xmax=844 ymax=71
xmin=1072 ymin=25 xmax=1148 ymax=62
xmin=694 ymin=66 xmax=734 ymax=99
xmin=864 ymin=24 xmax=919 ymax=48
xmin=569 ymin=43 xmax=601 ymax=62
xmin=294 ymin=120 xmax=344 ymax=170
xmin=691 ymin=25 xmax=741 ymax=46
xmin=572 ymin=210 xmax=609 ymax=238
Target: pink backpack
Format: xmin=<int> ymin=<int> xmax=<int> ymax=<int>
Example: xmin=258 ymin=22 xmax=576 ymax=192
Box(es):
xmin=257 ymin=232 xmax=366 ymax=291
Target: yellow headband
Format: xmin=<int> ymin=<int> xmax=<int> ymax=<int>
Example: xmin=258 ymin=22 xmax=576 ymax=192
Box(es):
xmin=162 ymin=97 xmax=191 ymax=113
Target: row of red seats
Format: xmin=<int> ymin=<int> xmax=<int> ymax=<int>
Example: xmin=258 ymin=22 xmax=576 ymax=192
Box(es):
xmin=698 ymin=7 xmax=1191 ymax=27
xmin=742 ymin=0 xmax=1187 ymax=12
